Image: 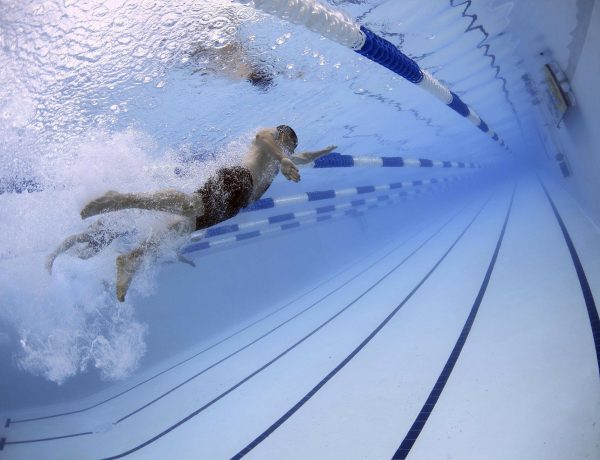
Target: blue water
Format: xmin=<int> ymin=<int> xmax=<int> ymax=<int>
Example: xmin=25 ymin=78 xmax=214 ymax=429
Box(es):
xmin=1 ymin=1 xmax=598 ymax=459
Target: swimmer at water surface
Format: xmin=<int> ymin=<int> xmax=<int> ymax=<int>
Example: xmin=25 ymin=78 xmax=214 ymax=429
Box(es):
xmin=79 ymin=126 xmax=336 ymax=302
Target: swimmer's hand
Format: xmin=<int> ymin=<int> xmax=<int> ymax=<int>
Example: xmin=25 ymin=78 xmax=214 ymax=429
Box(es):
xmin=177 ymin=254 xmax=196 ymax=268
xmin=320 ymin=145 xmax=337 ymax=155
xmin=281 ymin=157 xmax=300 ymax=182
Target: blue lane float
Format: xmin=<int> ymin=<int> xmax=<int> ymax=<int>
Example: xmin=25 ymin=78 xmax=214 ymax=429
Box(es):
xmin=241 ymin=172 xmax=472 ymax=213
xmin=241 ymin=0 xmax=508 ymax=149
xmin=182 ymin=173 xmax=474 ymax=255
xmin=189 ymin=183 xmax=446 ymax=243
xmin=182 ymin=185 xmax=429 ymax=255
xmin=307 ymin=152 xmax=483 ymax=169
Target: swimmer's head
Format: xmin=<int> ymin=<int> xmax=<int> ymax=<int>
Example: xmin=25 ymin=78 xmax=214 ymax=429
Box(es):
xmin=276 ymin=125 xmax=298 ymax=152
xmin=247 ymin=67 xmax=274 ymax=90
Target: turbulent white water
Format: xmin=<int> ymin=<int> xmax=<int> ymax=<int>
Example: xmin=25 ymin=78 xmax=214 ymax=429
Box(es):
xmin=0 ymin=0 xmax=260 ymax=384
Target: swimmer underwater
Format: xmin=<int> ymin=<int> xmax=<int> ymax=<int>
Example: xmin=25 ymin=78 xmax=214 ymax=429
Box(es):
xmin=56 ymin=126 xmax=335 ymax=302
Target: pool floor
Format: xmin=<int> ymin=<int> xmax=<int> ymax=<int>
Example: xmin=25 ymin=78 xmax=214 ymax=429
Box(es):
xmin=1 ymin=175 xmax=599 ymax=460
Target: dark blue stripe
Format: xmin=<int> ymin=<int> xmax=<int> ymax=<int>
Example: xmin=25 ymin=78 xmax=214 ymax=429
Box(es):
xmin=243 ymin=198 xmax=274 ymax=212
xmin=313 ymin=153 xmax=354 ymax=168
xmin=181 ymin=241 xmax=210 ymax=253
xmin=430 ymin=178 xmax=439 ymax=184
xmin=205 ymin=224 xmax=239 ymax=238
xmin=355 ymin=26 xmax=423 ymax=84
xmin=316 ymin=205 xmax=335 ymax=214
xmin=4 ymin=432 xmax=93 ymax=446
xmin=540 ymin=182 xmax=600 ymax=377
xmin=316 ymin=215 xmax=332 ymax=222
xmin=4 ymin=419 xmax=9 ymax=428
xmin=443 ymin=161 xmax=452 ymax=168
xmin=492 ymin=133 xmax=499 ymax=141
xmin=393 ymin=186 xmax=515 ymax=459
xmin=390 ymin=182 xmax=403 ymax=189
xmin=281 ymin=222 xmax=300 ymax=231
xmin=268 ymin=213 xmax=295 ymax=224
xmin=419 ymin=159 xmax=434 ymax=167
xmin=351 ymin=199 xmax=366 ymax=207
xmin=382 ymin=157 xmax=405 ymax=167
xmin=448 ymin=92 xmax=470 ymax=117
xmin=356 ymin=185 xmax=375 ymax=194
xmin=307 ymin=190 xmax=336 ymax=201
xmin=236 ymin=231 xmax=260 ymax=241
xmin=478 ymin=120 xmax=489 ymax=133
xmin=412 ymin=180 xmax=423 ymax=186
xmin=458 ymin=162 xmax=465 ymax=168
xmin=232 ymin=195 xmax=492 ymax=460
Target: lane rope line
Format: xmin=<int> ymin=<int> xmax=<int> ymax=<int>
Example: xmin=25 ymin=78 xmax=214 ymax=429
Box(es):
xmin=540 ymin=180 xmax=600 ymax=378
xmin=239 ymin=0 xmax=509 ymax=149
xmin=304 ymin=152 xmax=486 ymax=169
xmin=241 ymin=173 xmax=472 ymax=213
xmin=183 ymin=183 xmax=455 ymax=255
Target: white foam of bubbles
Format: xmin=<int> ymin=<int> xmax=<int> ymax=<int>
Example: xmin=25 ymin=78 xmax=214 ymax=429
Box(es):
xmin=0 ymin=125 xmax=254 ymax=384
xmin=0 ymin=131 xmax=159 ymax=384
xmin=0 ymin=0 xmax=258 ymax=141
xmin=0 ymin=248 xmax=148 ymax=384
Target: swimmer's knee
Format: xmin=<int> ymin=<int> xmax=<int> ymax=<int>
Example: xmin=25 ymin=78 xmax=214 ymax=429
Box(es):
xmin=182 ymin=194 xmax=204 ymax=218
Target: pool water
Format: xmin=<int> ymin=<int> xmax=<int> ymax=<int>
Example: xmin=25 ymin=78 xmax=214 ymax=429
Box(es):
xmin=0 ymin=1 xmax=598 ymax=459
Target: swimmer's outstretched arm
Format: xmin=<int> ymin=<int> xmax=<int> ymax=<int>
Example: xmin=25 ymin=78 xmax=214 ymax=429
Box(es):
xmin=291 ymin=145 xmax=337 ymax=165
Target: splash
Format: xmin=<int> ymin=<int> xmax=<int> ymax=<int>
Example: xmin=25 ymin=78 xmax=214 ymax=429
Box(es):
xmin=0 ymin=0 xmax=262 ymax=384
xmin=0 ymin=122 xmax=256 ymax=384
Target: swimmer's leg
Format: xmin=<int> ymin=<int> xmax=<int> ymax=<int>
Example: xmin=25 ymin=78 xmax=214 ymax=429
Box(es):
xmin=116 ymin=216 xmax=194 ymax=302
xmin=81 ymin=190 xmax=204 ymax=219
xmin=47 ymin=233 xmax=94 ymax=274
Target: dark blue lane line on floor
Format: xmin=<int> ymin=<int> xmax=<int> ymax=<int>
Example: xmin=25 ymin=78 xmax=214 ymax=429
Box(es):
xmin=8 ymin=242 xmax=391 ymax=427
xmin=540 ymin=182 xmax=600 ymax=377
xmin=392 ymin=185 xmax=515 ymax=460
xmin=231 ymin=194 xmax=495 ymax=459
xmin=97 ymin=201 xmax=477 ymax=460
xmin=2 ymin=431 xmax=93 ymax=448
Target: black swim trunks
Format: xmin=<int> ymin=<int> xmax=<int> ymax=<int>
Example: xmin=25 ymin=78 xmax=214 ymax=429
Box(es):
xmin=194 ymin=166 xmax=254 ymax=231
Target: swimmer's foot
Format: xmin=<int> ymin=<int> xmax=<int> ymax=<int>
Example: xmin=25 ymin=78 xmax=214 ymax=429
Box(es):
xmin=116 ymin=252 xmax=143 ymax=302
xmin=45 ymin=254 xmax=56 ymax=275
xmin=81 ymin=191 xmax=122 ymax=219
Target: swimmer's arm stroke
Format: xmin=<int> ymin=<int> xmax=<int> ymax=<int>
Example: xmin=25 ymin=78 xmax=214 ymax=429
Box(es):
xmin=254 ymin=129 xmax=300 ymax=182
xmin=291 ymin=145 xmax=337 ymax=165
